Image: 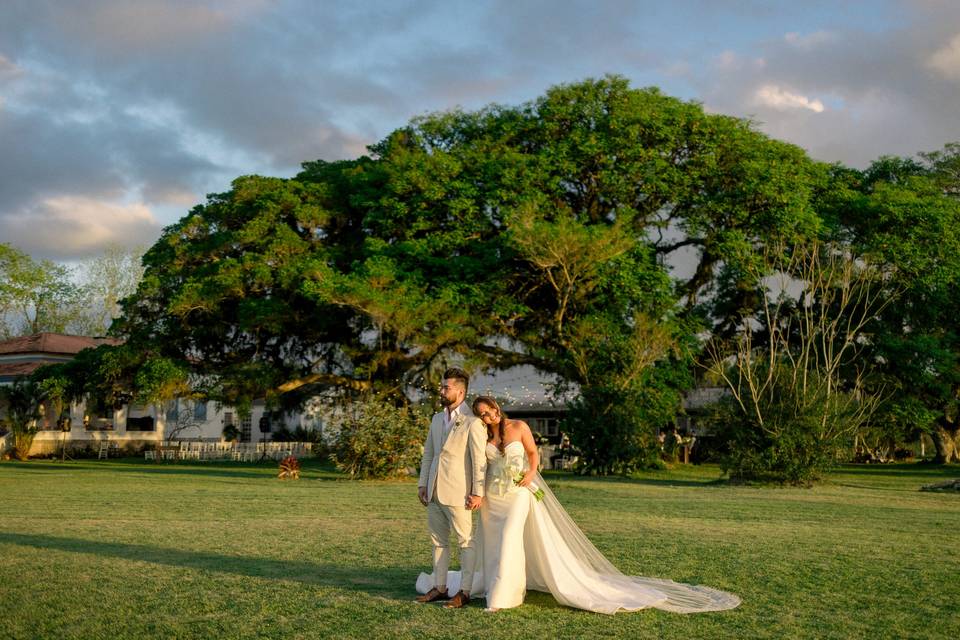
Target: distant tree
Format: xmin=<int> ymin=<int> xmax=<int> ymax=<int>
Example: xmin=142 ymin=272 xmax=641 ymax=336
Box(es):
xmin=0 ymin=243 xmax=82 ymax=337
xmin=838 ymin=146 xmax=960 ymax=463
xmin=69 ymin=244 xmax=146 ymax=336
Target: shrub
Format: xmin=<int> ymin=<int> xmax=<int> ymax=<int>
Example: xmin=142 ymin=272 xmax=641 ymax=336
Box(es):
xmin=563 ymin=385 xmax=666 ymax=475
xmin=0 ymin=380 xmax=41 ymax=461
xmin=327 ymin=394 xmax=428 ymax=479
xmin=222 ymin=424 xmax=240 ymax=442
xmin=708 ymin=367 xmax=866 ymax=486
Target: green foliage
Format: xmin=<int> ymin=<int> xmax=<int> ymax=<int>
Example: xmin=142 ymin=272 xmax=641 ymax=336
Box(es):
xmin=109 ymin=76 xmax=825 ymax=437
xmin=828 ymin=145 xmax=960 ymax=463
xmin=0 ymin=243 xmax=141 ymax=338
xmin=327 ymin=395 xmax=428 ymax=479
xmin=221 ymin=423 xmax=240 ymax=442
xmin=106 ymin=75 xmax=960 ymax=480
xmin=563 ymin=384 xmax=668 ymax=475
xmin=0 ymin=243 xmax=82 ymax=337
xmin=36 ymin=373 xmax=70 ymax=432
xmin=0 ymin=379 xmax=41 ymax=460
xmin=709 ymin=368 xmax=857 ymax=486
xmin=134 ymin=357 xmax=191 ymax=406
xmin=72 ymin=244 xmax=146 ymax=336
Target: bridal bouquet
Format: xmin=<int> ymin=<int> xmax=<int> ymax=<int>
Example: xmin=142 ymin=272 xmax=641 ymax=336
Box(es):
xmin=490 ymin=458 xmax=545 ymax=501
xmin=513 ymin=470 xmax=545 ymax=502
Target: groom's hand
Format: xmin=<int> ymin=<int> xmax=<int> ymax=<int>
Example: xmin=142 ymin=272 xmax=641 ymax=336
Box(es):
xmin=418 ymin=486 xmax=429 ymax=506
xmin=466 ymin=495 xmax=483 ymax=510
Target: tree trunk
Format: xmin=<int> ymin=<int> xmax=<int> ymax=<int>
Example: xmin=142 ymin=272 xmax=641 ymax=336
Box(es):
xmin=931 ymin=418 xmax=960 ymax=463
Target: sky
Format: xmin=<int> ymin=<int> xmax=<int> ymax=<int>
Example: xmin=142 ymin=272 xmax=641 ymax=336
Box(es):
xmin=2 ymin=0 xmax=960 ymax=262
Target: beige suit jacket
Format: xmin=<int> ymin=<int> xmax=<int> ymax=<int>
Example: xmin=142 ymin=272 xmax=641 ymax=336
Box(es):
xmin=418 ymin=405 xmax=487 ymax=506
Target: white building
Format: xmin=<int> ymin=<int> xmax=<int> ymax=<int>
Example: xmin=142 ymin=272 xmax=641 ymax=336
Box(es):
xmin=0 ymin=333 xmax=307 ymax=457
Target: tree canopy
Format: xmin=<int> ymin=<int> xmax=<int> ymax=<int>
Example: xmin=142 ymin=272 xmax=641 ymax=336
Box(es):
xmin=49 ymin=74 xmax=959 ymax=477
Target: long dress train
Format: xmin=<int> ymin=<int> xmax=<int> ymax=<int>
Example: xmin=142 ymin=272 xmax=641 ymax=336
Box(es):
xmin=416 ymin=441 xmax=741 ymax=614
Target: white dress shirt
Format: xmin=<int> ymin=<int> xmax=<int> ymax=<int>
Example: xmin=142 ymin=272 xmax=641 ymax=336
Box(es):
xmin=443 ymin=401 xmax=465 ymax=439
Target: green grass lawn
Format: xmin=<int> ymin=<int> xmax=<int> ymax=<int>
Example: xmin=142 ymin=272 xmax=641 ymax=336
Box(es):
xmin=0 ymin=458 xmax=957 ymax=640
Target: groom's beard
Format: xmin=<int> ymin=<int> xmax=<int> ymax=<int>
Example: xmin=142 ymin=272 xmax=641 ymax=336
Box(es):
xmin=440 ymin=394 xmax=461 ymax=407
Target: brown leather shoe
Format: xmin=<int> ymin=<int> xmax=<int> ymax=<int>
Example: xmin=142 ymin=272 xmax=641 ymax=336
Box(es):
xmin=415 ymin=587 xmax=449 ymax=603
xmin=443 ymin=590 xmax=471 ymax=608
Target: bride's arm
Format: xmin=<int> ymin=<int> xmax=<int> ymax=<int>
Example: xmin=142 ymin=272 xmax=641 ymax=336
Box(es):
xmin=516 ymin=421 xmax=540 ymax=486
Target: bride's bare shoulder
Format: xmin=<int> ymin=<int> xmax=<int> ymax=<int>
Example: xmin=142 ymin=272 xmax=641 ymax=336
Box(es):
xmin=506 ymin=418 xmax=531 ymax=432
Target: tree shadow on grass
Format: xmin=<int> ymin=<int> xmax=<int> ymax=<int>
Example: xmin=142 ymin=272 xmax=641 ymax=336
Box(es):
xmin=0 ymin=531 xmax=416 ymax=599
xmin=2 ymin=460 xmax=343 ymax=482
xmin=833 ymin=463 xmax=959 ymax=479
xmin=0 ymin=532 xmax=607 ymax=614
xmin=543 ymin=472 xmax=726 ymax=490
xmin=620 ymin=477 xmax=728 ymax=489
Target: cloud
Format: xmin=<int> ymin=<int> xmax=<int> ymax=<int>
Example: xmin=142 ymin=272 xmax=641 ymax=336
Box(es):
xmin=693 ymin=12 xmax=960 ymax=167
xmin=3 ymin=0 xmax=960 ymax=266
xmin=927 ymin=32 xmax=960 ymax=80
xmin=783 ymin=30 xmax=836 ymax=50
xmin=712 ymin=51 xmax=766 ymax=72
xmin=0 ymin=53 xmax=20 ymax=77
xmin=753 ymin=84 xmax=825 ymax=112
xmin=0 ymin=196 xmax=162 ymax=260
xmin=33 ymin=0 xmax=271 ymax=55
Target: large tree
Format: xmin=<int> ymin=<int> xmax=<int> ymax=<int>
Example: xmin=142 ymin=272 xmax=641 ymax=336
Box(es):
xmin=110 ymin=76 xmax=829 ymax=473
xmin=832 ymin=148 xmax=960 ymax=463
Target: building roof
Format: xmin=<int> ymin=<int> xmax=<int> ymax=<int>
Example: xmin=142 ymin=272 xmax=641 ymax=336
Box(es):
xmin=0 ymin=333 xmax=123 ymax=383
xmin=0 ymin=333 xmax=120 ymax=356
xmin=0 ymin=361 xmax=45 ymax=378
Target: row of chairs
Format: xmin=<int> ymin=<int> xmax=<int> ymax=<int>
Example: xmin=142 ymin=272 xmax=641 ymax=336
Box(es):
xmin=144 ymin=441 xmax=314 ymax=462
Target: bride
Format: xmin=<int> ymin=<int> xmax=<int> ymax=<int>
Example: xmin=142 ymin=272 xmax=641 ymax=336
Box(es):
xmin=416 ymin=395 xmax=741 ymax=615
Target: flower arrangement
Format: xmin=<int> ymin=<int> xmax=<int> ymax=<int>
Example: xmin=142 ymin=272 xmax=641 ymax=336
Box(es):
xmin=278 ymin=455 xmax=300 ymax=480
xmin=514 ymin=471 xmax=545 ymax=501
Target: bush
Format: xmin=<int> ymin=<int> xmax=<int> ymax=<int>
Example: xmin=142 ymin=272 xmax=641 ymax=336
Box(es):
xmin=563 ymin=385 xmax=666 ymax=475
xmin=270 ymin=425 xmax=326 ymax=446
xmin=327 ymin=395 xmax=428 ymax=479
xmin=222 ymin=424 xmax=240 ymax=442
xmin=708 ymin=368 xmax=864 ymax=486
xmin=0 ymin=380 xmax=40 ymax=461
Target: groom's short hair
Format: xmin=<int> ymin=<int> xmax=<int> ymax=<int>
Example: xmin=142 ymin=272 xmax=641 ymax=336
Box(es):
xmin=443 ymin=367 xmax=469 ymax=393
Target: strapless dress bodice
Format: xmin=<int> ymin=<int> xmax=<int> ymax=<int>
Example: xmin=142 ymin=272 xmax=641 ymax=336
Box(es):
xmin=485 ymin=440 xmax=528 ymax=496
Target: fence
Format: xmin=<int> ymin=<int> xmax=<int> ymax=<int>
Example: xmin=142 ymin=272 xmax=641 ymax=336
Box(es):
xmin=145 ymin=441 xmax=314 ymax=462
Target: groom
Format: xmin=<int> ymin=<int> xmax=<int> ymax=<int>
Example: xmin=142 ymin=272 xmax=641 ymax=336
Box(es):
xmin=416 ymin=367 xmax=486 ymax=608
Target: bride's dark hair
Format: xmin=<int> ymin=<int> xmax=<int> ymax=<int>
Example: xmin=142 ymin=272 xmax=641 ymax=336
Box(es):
xmin=472 ymin=395 xmax=508 ymax=454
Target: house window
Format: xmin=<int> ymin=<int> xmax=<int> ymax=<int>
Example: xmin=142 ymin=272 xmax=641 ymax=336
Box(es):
xmin=193 ymin=401 xmax=207 ymax=421
xmin=127 ymin=416 xmax=155 ymax=431
xmin=240 ymin=414 xmax=252 ymax=443
xmin=166 ymin=400 xmax=179 ymax=423
xmin=83 ymin=396 xmax=113 ymax=431
xmin=85 ymin=417 xmax=114 ymax=431
xmin=544 ymin=418 xmax=560 ymax=437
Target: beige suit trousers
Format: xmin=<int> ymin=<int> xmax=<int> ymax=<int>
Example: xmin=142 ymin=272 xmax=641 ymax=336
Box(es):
xmin=426 ymin=494 xmax=476 ymax=592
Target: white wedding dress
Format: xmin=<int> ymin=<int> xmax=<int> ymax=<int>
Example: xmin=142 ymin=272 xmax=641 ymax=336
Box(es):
xmin=416 ymin=441 xmax=741 ymax=614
